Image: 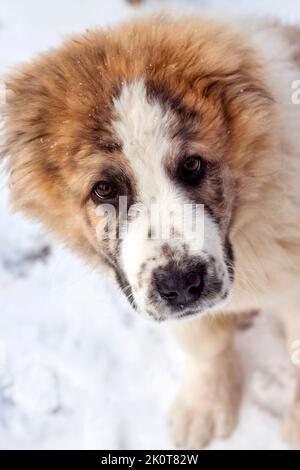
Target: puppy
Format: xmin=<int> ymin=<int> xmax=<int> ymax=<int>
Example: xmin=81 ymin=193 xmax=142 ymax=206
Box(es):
xmin=2 ymin=14 xmax=300 ymax=449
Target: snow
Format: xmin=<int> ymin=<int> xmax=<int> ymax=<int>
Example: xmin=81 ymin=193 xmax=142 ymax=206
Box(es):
xmin=0 ymin=0 xmax=299 ymax=450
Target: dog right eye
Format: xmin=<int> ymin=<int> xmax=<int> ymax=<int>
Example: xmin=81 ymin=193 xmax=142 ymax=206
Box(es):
xmin=178 ymin=155 xmax=206 ymax=186
xmin=91 ymin=181 xmax=119 ymax=203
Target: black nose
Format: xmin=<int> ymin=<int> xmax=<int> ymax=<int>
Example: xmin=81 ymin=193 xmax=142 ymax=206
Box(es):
xmin=156 ymin=270 xmax=204 ymax=309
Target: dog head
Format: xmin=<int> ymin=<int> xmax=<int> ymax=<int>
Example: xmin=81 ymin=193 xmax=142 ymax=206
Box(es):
xmin=2 ymin=16 xmax=275 ymax=321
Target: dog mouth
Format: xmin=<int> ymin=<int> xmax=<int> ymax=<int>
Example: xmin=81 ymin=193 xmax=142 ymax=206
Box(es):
xmin=167 ymin=278 xmax=231 ymax=320
xmin=116 ymin=275 xmax=231 ymax=322
xmin=117 ymin=237 xmax=235 ymax=321
xmin=127 ymin=263 xmax=233 ymax=322
xmin=170 ymin=285 xmax=231 ymax=320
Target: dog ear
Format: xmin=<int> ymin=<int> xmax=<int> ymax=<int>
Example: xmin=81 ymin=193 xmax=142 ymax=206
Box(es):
xmin=2 ymin=71 xmax=43 ymax=154
xmin=1 ymin=64 xmax=54 ymax=214
xmin=1 ymin=35 xmax=93 ymax=211
xmin=1 ymin=30 xmax=111 ymax=199
xmin=1 ymin=64 xmax=89 ymax=259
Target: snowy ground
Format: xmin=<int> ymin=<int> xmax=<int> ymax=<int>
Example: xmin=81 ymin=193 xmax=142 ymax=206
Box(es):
xmin=0 ymin=0 xmax=299 ymax=450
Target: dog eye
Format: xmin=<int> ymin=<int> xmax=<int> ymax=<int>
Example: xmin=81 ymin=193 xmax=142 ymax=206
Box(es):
xmin=179 ymin=155 xmax=205 ymax=184
xmin=91 ymin=181 xmax=119 ymax=202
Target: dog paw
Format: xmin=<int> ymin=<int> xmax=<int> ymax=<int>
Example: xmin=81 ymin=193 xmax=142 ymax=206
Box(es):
xmin=169 ymin=353 xmax=241 ymax=449
xmin=283 ymin=406 xmax=300 ymax=449
xmin=169 ymin=398 xmax=239 ymax=449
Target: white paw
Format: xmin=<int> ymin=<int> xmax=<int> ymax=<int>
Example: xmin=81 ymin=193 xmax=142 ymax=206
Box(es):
xmin=169 ymin=353 xmax=241 ymax=449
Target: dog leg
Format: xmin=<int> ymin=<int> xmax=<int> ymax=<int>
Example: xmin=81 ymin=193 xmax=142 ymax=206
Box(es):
xmin=169 ymin=315 xmax=241 ymax=449
xmin=283 ymin=311 xmax=300 ymax=449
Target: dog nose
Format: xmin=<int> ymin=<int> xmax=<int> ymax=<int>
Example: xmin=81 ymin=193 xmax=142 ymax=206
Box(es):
xmin=156 ymin=270 xmax=204 ymax=309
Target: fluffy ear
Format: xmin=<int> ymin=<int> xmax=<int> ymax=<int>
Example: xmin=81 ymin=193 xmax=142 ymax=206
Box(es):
xmin=1 ymin=65 xmax=56 ymax=216
xmin=1 ymin=59 xmax=81 ymax=261
xmin=1 ymin=30 xmax=112 ymax=217
xmin=0 ymin=52 xmax=109 ymax=263
xmin=1 ymin=76 xmax=77 ymax=261
xmin=1 ymin=38 xmax=90 ymax=214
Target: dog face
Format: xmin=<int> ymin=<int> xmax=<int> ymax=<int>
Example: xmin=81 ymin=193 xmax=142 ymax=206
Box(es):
xmin=2 ymin=17 xmax=275 ymax=321
xmin=112 ymin=78 xmax=235 ymax=320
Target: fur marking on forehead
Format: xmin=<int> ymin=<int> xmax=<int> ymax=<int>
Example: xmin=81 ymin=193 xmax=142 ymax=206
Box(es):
xmin=112 ymin=79 xmax=176 ymax=199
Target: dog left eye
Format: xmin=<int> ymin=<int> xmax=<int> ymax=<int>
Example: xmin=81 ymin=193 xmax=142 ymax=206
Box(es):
xmin=91 ymin=181 xmax=119 ymax=203
xmin=179 ymin=155 xmax=205 ymax=183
